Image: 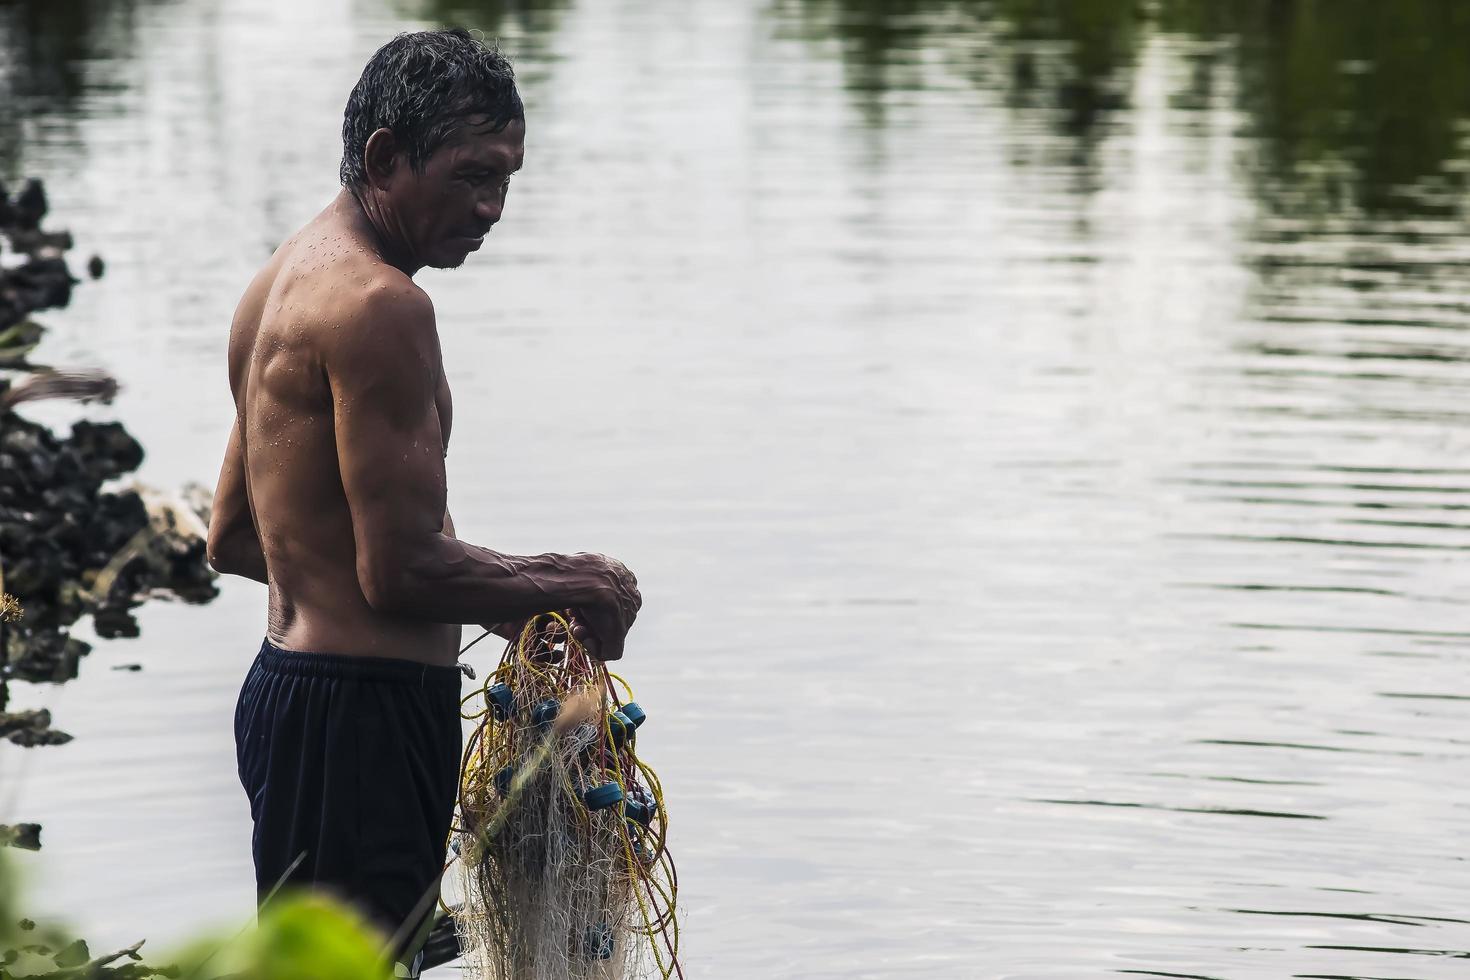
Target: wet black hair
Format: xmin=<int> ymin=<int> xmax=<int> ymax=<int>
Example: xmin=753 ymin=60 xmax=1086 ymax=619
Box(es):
xmin=339 ymin=29 xmax=523 ymax=188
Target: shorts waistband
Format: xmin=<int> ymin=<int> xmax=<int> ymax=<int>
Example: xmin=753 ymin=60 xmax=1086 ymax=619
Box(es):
xmin=256 ymin=637 xmax=462 ymax=692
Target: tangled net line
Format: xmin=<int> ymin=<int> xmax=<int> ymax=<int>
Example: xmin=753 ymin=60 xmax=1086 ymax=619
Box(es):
xmin=451 ymin=611 xmax=683 ymax=979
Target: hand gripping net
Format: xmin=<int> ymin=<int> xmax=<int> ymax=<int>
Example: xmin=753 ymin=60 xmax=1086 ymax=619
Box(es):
xmin=453 ymin=612 xmax=683 ymax=979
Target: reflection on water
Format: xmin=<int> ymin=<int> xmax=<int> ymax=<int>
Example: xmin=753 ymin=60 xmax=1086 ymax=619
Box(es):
xmin=786 ymin=0 xmax=1470 ymax=217
xmin=390 ymin=0 xmax=569 ymax=64
xmin=0 ymin=0 xmax=152 ymax=170
xmin=3 ymin=1 xmax=1470 ymax=977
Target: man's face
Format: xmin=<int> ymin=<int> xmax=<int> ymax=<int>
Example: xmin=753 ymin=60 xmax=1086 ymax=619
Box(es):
xmin=391 ymin=116 xmax=526 ymax=270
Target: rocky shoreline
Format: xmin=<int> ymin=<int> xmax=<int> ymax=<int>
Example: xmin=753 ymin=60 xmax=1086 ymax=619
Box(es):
xmin=0 ymin=177 xmax=219 ymax=852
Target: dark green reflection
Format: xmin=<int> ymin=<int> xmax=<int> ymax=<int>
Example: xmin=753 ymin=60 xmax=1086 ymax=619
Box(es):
xmin=770 ymin=0 xmax=950 ymax=127
xmin=772 ymin=0 xmax=1141 ymax=143
xmin=776 ymin=0 xmax=1470 ymax=217
xmin=387 ymin=0 xmax=571 ymax=84
xmin=0 ymin=0 xmax=156 ymax=176
xmin=392 ymin=0 xmax=570 ymax=39
xmin=0 ymin=0 xmax=128 ymax=106
xmin=1161 ymin=0 xmax=1470 ymax=217
xmin=993 ymin=0 xmax=1142 ymax=140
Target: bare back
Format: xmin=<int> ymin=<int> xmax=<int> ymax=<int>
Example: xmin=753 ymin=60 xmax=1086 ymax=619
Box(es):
xmin=228 ymin=201 xmax=461 ymax=664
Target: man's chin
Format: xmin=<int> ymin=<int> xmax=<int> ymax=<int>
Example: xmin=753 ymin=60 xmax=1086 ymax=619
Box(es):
xmin=425 ymin=248 xmax=471 ymax=271
xmin=428 ymin=238 xmax=486 ymax=270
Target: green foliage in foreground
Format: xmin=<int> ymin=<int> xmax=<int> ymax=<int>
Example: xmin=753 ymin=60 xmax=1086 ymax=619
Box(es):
xmin=0 ymin=856 xmax=394 ymax=980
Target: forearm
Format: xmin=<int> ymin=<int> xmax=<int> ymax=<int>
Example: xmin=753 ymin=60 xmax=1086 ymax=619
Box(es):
xmin=440 ymin=510 xmax=514 ymax=637
xmin=370 ymin=536 xmax=598 ymax=625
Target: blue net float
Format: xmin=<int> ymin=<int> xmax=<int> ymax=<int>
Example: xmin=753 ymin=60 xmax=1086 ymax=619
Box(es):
xmin=486 ymin=682 xmax=514 ymax=720
xmin=583 ymin=782 xmax=624 ymax=811
xmin=530 ymin=697 xmax=560 ymax=729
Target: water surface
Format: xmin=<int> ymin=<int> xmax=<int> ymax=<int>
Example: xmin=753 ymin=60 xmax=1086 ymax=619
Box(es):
xmin=3 ymin=1 xmax=1470 ymax=976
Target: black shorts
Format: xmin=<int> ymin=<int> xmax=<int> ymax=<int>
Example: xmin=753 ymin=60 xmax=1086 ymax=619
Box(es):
xmin=234 ymin=638 xmax=462 ymax=957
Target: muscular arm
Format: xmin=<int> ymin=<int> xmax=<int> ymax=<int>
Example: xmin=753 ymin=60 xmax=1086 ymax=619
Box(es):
xmin=442 ymin=507 xmax=518 ymax=641
xmin=206 ymin=418 xmax=269 ymax=584
xmin=329 ymin=281 xmax=639 ymax=656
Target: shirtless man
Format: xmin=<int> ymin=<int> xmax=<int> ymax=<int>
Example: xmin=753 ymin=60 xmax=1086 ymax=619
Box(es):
xmin=204 ymin=30 xmax=640 ymax=967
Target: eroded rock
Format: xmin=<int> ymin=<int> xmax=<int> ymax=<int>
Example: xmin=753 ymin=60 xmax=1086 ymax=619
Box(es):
xmin=0 ymin=178 xmax=218 ymax=743
xmin=0 ymin=707 xmax=72 ymax=747
xmin=0 ymin=823 xmax=42 ymax=850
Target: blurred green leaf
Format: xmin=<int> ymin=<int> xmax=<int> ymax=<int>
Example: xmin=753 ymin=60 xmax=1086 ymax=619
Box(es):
xmin=246 ymin=895 xmax=393 ymax=980
xmin=50 ymin=940 xmax=88 ymax=968
xmin=167 ymin=893 xmax=392 ymax=980
xmin=3 ymin=855 xmax=397 ymax=980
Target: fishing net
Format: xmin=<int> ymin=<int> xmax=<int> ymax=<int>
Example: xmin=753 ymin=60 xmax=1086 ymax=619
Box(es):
xmin=452 ymin=612 xmax=682 ymax=980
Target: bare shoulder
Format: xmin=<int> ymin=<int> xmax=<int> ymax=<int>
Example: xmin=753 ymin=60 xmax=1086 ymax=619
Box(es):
xmin=318 ymin=263 xmax=442 ymax=411
xmin=358 ymin=267 xmax=434 ymax=331
xmin=325 ymin=264 xmax=436 ymax=357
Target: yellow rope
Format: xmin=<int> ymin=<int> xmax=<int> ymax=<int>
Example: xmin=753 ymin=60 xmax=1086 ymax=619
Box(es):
xmin=447 ymin=613 xmax=683 ymax=977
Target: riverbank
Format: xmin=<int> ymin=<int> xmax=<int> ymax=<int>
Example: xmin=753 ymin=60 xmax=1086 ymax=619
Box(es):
xmin=0 ymin=177 xmax=217 ymax=851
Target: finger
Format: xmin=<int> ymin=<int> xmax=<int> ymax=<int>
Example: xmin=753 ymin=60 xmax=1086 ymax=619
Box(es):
xmin=563 ymin=609 xmax=585 ymax=636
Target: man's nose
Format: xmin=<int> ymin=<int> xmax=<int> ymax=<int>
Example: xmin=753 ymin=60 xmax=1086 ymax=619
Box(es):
xmin=474 ymin=198 xmax=502 ymax=224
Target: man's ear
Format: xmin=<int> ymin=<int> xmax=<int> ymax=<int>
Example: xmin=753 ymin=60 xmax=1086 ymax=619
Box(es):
xmin=363 ymin=127 xmax=401 ymax=187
